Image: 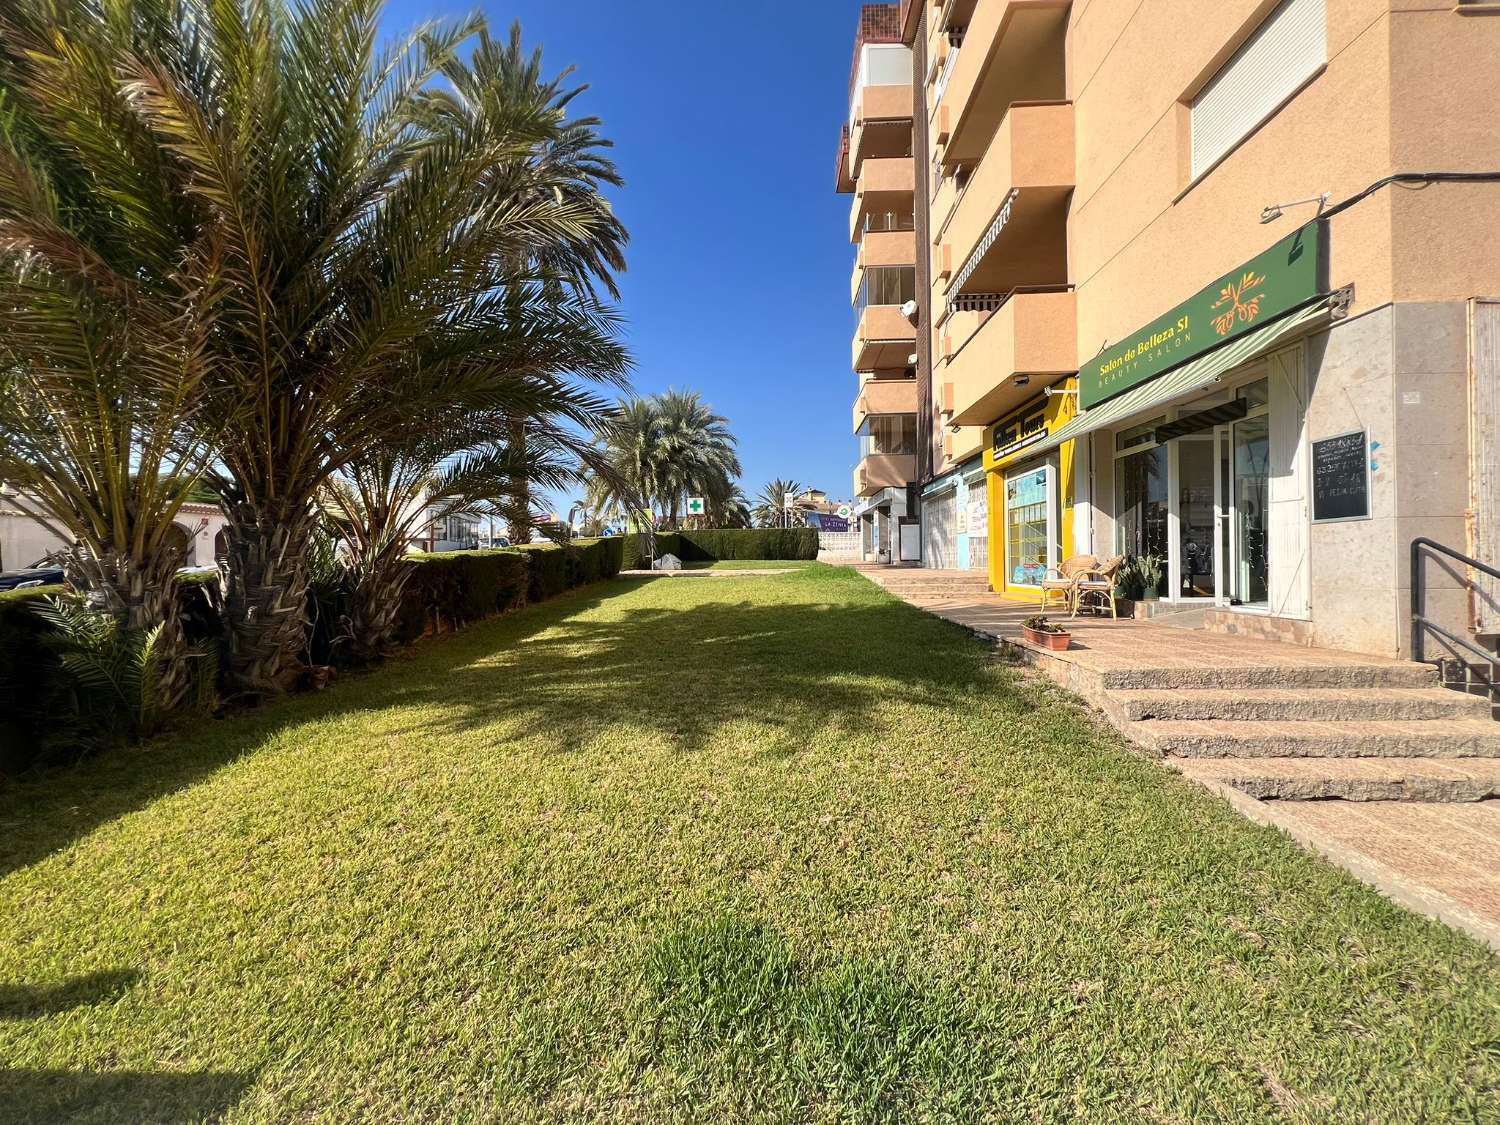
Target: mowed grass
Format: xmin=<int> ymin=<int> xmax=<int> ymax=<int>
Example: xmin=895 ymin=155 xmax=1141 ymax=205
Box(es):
xmin=1 ymin=565 xmax=1498 ymax=1122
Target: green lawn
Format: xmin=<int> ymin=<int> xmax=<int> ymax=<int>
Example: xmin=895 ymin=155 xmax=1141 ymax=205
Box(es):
xmin=1 ymin=565 xmax=1497 ymax=1122
xmin=684 ymin=559 xmax=819 ymax=571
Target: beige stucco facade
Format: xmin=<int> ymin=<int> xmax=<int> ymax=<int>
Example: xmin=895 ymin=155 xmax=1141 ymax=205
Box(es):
xmin=836 ymin=0 xmax=1500 ymax=656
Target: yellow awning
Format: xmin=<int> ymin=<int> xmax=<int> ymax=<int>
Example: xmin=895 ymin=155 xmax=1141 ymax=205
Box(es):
xmin=1028 ymin=298 xmax=1333 ymax=456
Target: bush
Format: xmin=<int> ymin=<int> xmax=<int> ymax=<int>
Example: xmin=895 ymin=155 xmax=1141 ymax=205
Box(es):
xmin=508 ymin=545 xmax=568 ymax=602
xmin=0 ymin=587 xmax=66 ymax=776
xmin=569 ymin=537 xmax=625 ymax=585
xmin=672 ymin=529 xmax=819 ymax=562
xmin=394 ymin=549 xmax=529 ymax=643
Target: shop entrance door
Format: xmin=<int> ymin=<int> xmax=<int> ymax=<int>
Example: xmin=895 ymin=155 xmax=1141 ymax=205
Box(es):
xmin=1214 ymin=414 xmax=1271 ymax=608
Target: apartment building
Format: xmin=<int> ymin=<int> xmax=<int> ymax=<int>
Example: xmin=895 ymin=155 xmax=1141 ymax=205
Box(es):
xmin=837 ymin=0 xmax=1500 ymax=662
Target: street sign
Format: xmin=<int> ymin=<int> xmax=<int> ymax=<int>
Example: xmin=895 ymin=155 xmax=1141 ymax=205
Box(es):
xmin=783 ymin=493 xmax=795 ymax=510
xmin=686 ymin=496 xmax=706 ymax=516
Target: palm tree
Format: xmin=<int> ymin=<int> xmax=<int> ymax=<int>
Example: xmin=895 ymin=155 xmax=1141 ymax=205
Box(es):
xmin=586 ymin=391 xmax=741 ymax=529
xmin=417 ymin=23 xmax=627 ymax=548
xmin=0 ymin=4 xmax=236 ymax=708
xmin=754 ymin=479 xmax=806 ymax=529
xmin=0 ymin=1 xmax=631 ymax=694
xmin=320 ymin=413 xmax=606 ymax=661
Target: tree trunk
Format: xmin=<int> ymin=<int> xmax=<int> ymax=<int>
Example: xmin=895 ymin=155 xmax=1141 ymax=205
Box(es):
xmin=507 ymin=418 xmax=530 ymax=544
xmin=344 ymin=548 xmax=413 ymax=664
xmin=221 ymin=501 xmax=316 ymax=695
xmin=67 ymin=547 xmax=189 ymax=715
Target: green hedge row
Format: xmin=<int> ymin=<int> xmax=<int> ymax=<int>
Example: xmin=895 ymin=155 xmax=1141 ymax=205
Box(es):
xmin=0 ymin=537 xmax=630 ymax=777
xmin=0 ymin=587 xmax=64 ymax=775
xmin=394 ymin=549 xmax=530 ymax=643
xmin=619 ymin=528 xmax=818 ymax=566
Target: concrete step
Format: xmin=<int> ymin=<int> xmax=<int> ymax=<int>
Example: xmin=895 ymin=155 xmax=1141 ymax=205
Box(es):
xmin=1108 ymin=687 xmax=1492 ymax=723
xmin=1135 ymin=718 xmax=1500 ymax=759
xmin=1095 ymin=662 xmax=1439 ymax=692
xmin=1172 ymin=756 xmax=1500 ymax=802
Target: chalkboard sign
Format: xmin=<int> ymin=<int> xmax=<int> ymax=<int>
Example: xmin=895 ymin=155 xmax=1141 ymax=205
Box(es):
xmin=1312 ymin=430 xmax=1370 ymax=523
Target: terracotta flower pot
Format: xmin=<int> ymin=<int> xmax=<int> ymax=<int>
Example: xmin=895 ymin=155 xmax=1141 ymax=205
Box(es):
xmin=1022 ymin=624 xmax=1072 ymax=651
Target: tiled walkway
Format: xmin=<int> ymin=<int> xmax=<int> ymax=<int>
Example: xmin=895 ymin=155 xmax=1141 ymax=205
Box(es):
xmin=844 ymin=561 xmax=1500 ymax=950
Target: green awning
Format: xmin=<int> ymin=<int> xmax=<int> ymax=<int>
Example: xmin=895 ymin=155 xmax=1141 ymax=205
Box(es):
xmin=1029 ymin=297 xmax=1333 ymax=456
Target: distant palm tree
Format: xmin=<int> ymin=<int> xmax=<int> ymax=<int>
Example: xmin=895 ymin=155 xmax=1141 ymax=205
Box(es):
xmin=754 ymin=479 xmax=806 ymax=529
xmin=586 ymin=391 xmax=741 ymax=529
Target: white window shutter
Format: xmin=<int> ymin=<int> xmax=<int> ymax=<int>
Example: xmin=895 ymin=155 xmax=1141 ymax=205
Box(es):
xmin=1191 ymin=0 xmax=1327 ymax=178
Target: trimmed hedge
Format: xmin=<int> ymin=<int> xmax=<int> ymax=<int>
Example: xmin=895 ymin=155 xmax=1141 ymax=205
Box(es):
xmin=0 ymin=587 xmax=65 ymax=776
xmin=0 ymin=537 xmax=631 ymax=775
xmin=618 ymin=528 xmax=818 ymax=566
xmin=394 ymin=549 xmax=529 ymax=643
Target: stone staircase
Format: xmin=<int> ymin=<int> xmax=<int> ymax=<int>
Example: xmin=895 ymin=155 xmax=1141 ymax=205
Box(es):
xmin=1092 ymin=661 xmax=1500 ymax=802
xmin=855 ymin=567 xmax=992 ymax=602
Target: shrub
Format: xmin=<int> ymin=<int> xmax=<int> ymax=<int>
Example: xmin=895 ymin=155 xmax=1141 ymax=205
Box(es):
xmin=616 ymin=531 xmax=681 ymax=568
xmin=509 ymin=545 xmax=569 ymax=602
xmin=0 ymin=587 xmax=66 ymax=776
xmin=675 ymin=529 xmax=819 ymax=562
xmin=571 ymin=536 xmax=624 ymax=581
xmin=394 ymin=550 xmax=529 ymax=643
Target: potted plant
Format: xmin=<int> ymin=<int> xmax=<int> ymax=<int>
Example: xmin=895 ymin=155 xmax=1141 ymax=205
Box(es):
xmin=1021 ymin=615 xmax=1073 ymax=651
xmin=1137 ymin=554 xmax=1165 ymax=602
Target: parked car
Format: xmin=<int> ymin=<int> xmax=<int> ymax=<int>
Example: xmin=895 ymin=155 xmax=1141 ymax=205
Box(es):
xmin=0 ymin=558 xmax=66 ymax=592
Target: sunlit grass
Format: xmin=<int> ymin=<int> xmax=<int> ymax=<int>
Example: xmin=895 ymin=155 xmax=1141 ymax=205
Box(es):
xmin=1 ymin=565 xmax=1497 ymax=1121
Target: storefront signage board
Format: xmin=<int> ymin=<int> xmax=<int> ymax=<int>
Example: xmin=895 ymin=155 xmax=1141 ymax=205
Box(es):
xmin=1311 ymin=429 xmax=1371 ymax=523
xmin=1079 ymin=225 xmax=1322 ymax=409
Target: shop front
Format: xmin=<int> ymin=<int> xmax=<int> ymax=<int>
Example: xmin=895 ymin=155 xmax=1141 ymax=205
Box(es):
xmin=1028 ymin=224 xmax=1336 ymax=628
xmin=922 ymin=456 xmax=985 ymax=571
xmin=983 ymin=380 xmax=1080 ymax=601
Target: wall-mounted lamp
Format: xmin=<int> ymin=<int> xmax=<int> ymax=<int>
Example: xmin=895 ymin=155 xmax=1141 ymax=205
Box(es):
xmin=1259 ymin=192 xmax=1330 ymax=224
xmin=1011 ymin=373 xmax=1031 ymax=387
xmin=1043 ymin=386 xmax=1078 ymax=398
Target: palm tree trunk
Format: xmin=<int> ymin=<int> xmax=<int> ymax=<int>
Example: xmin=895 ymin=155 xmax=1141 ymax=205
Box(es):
xmin=67 ymin=548 xmax=190 ymax=712
xmin=345 ymin=548 xmax=414 ymax=663
xmin=221 ymin=501 xmax=316 ymax=695
xmin=507 ymin=417 xmax=530 ymax=544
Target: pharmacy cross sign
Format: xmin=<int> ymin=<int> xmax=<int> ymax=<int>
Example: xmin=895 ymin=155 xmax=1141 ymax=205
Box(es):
xmin=686 ymin=497 xmax=706 ymax=516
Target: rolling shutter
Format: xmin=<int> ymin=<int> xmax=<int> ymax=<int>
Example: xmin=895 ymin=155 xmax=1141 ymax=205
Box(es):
xmin=1191 ymin=0 xmax=1326 ymax=178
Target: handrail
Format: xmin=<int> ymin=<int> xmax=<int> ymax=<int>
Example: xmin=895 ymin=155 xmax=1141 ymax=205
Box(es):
xmin=1410 ymin=537 xmax=1499 ymax=705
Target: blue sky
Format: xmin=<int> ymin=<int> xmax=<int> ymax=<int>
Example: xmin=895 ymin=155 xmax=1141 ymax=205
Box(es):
xmin=382 ymin=0 xmax=866 ymax=509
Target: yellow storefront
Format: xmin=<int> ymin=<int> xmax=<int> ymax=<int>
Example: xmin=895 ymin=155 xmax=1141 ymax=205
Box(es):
xmin=984 ymin=379 xmax=1080 ymax=601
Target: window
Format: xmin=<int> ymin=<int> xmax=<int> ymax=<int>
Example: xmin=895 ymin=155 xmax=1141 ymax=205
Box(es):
xmin=863 ymin=414 xmax=917 ymax=457
xmin=1190 ymin=0 xmax=1326 ymax=178
xmin=1114 ymin=446 xmax=1169 ymax=560
xmin=854 ymin=266 xmax=917 ymax=324
xmin=1005 ymin=466 xmax=1052 ymax=588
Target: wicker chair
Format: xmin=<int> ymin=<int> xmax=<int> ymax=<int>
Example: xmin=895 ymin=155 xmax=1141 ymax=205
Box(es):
xmin=1073 ymin=555 xmax=1126 ymax=619
xmin=1040 ymin=555 xmax=1098 ymax=612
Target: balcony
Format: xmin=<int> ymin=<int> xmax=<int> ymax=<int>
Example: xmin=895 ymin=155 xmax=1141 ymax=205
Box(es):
xmin=850 ymin=229 xmax=917 ymax=301
xmin=935 ymin=0 xmax=1069 ymax=167
xmin=942 ymin=288 xmax=1076 ymax=426
xmin=854 ymin=453 xmax=917 ymax=498
xmin=938 ymin=102 xmax=1073 ymax=298
xmin=853 ymin=304 xmax=916 ymax=372
xmin=852 ymin=377 xmax=918 ymax=434
xmin=848 ymin=86 xmax=913 ymax=187
xmin=849 ymin=157 xmax=915 ymax=242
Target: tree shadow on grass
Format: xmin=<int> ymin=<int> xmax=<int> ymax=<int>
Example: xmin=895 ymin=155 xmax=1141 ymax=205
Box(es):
xmin=365 ymin=581 xmax=995 ymax=757
xmin=0 ymin=573 xmax=999 ymax=878
xmin=0 ymin=1069 xmax=251 ymax=1125
xmin=0 ymin=970 xmax=140 ymax=1021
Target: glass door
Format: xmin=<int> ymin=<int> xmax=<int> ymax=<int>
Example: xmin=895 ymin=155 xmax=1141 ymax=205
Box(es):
xmin=1172 ymin=437 xmax=1216 ymax=599
xmin=1216 ymin=416 xmax=1271 ymax=607
xmin=1004 ymin=464 xmax=1055 ymax=590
